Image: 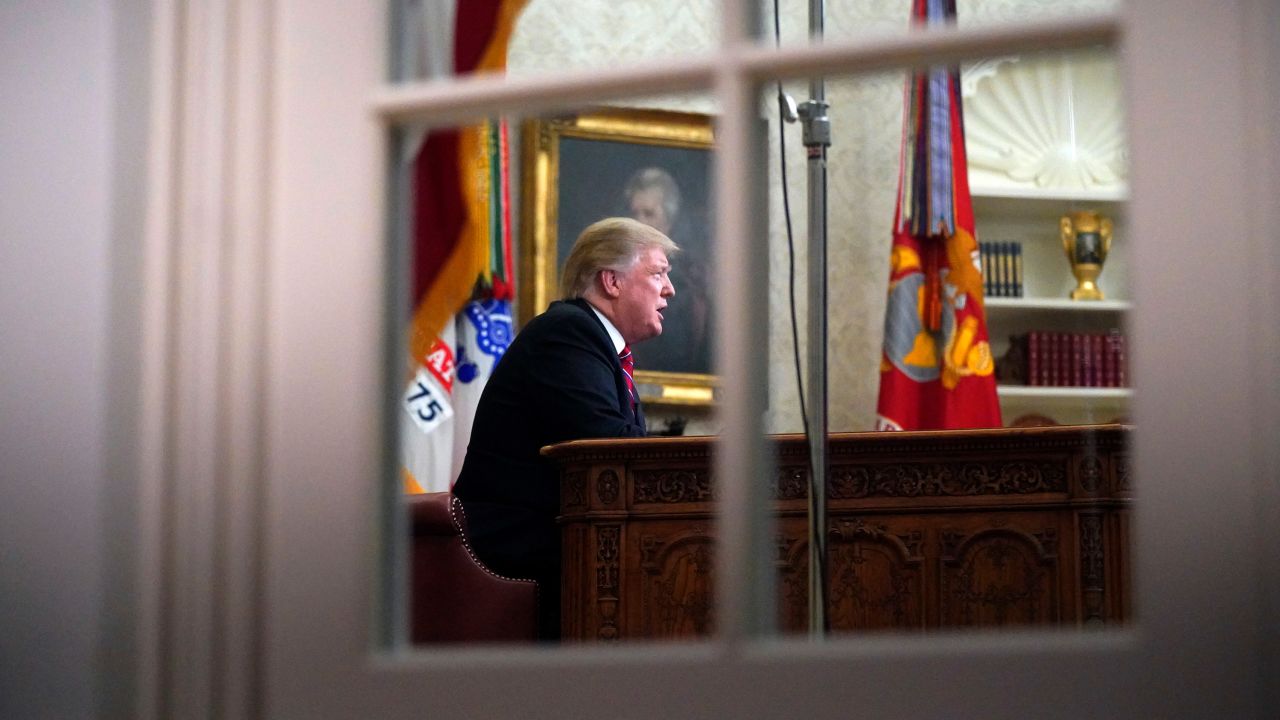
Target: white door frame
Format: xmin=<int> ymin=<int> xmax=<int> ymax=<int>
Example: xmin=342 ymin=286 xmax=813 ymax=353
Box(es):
xmin=115 ymin=0 xmax=1278 ymax=717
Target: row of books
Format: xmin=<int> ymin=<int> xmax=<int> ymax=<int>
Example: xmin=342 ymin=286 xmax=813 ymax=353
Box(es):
xmin=980 ymin=241 xmax=1023 ymax=298
xmin=999 ymin=330 xmax=1128 ymax=388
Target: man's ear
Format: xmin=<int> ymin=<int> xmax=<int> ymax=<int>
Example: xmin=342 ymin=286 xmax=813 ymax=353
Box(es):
xmin=598 ymin=268 xmax=622 ymax=298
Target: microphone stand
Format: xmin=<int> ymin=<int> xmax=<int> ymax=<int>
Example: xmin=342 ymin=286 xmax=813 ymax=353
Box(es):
xmin=781 ymin=0 xmax=830 ymax=638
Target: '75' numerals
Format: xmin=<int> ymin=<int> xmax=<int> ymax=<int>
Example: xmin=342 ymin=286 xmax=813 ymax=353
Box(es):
xmin=406 ymin=381 xmax=444 ymax=422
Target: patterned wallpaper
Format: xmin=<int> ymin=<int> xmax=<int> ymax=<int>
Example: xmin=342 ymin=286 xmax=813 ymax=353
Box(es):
xmin=508 ymin=0 xmax=1119 ymax=435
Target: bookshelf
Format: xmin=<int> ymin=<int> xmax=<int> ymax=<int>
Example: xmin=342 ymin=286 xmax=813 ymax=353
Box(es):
xmin=985 ymin=298 xmax=1131 ymax=313
xmin=973 ymin=187 xmax=1131 ymax=426
xmin=998 ymin=386 xmax=1132 ymax=399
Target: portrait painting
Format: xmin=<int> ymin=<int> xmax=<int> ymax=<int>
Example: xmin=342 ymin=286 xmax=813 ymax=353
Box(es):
xmin=519 ymin=107 xmax=717 ymax=405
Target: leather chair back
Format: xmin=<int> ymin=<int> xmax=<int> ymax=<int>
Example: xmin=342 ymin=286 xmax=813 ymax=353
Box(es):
xmin=409 ymin=492 xmax=539 ymax=643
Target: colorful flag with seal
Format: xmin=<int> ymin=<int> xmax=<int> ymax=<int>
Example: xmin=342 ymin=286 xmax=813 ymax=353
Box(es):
xmin=402 ymin=0 xmax=526 ymax=493
xmin=875 ymin=0 xmax=1001 ymax=431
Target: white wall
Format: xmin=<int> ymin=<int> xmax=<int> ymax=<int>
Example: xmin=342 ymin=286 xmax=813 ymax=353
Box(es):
xmin=0 ymin=2 xmax=113 ymax=717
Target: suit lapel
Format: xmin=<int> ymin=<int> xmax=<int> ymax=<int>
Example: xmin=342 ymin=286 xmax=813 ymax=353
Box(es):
xmin=566 ymin=298 xmax=644 ymax=430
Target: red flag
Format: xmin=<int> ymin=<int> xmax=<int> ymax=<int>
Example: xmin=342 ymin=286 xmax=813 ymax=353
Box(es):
xmin=403 ymin=0 xmax=526 ymax=493
xmin=408 ymin=0 xmax=526 ymax=367
xmin=875 ymin=0 xmax=1001 ymax=431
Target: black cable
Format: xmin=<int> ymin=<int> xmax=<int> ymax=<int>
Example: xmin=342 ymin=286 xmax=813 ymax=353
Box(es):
xmin=775 ymin=0 xmax=809 ymax=447
xmin=775 ymin=0 xmax=827 ymax=634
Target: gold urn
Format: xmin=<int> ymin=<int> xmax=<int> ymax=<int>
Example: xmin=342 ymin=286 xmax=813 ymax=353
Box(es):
xmin=1059 ymin=210 xmax=1113 ymax=301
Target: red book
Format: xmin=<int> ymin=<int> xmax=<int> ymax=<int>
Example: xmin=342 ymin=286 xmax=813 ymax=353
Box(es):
xmin=1090 ymin=333 xmax=1105 ymax=387
xmin=1044 ymin=330 xmax=1054 ymax=386
xmin=1102 ymin=333 xmax=1115 ymax=387
xmin=1114 ymin=332 xmax=1128 ymax=387
xmin=1085 ymin=333 xmax=1095 ymax=386
xmin=1071 ymin=333 xmax=1085 ymax=387
xmin=1043 ymin=332 xmax=1055 ymax=386
xmin=1064 ymin=333 xmax=1074 ymax=386
xmin=1028 ymin=331 xmax=1042 ymax=386
xmin=1060 ymin=332 xmax=1072 ymax=387
xmin=1054 ymin=332 xmax=1069 ymax=387
xmin=1103 ymin=329 xmax=1122 ymax=387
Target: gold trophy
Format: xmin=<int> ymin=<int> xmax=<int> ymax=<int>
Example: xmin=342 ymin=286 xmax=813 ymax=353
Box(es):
xmin=1060 ymin=210 xmax=1113 ymax=300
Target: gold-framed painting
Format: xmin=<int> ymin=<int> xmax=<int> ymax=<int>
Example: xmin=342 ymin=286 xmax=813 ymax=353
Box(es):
xmin=519 ymin=107 xmax=718 ymax=406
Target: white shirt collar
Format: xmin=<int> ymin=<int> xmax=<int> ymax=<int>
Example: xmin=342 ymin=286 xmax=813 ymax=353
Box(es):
xmin=585 ymin=301 xmax=626 ymax=354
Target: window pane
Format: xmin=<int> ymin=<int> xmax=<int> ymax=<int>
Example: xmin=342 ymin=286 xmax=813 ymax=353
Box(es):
xmin=392 ymin=93 xmax=738 ymax=648
xmin=386 ymin=8 xmax=1134 ymax=648
xmin=390 ymin=0 xmax=721 ymax=83
xmin=756 ymin=0 xmax=1121 ymax=48
xmin=755 ymin=47 xmax=1132 ymax=635
xmin=760 ymin=49 xmax=1129 ymax=435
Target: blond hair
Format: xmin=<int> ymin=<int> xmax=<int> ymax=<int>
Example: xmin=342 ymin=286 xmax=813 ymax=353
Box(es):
xmin=559 ymin=217 xmax=679 ymax=299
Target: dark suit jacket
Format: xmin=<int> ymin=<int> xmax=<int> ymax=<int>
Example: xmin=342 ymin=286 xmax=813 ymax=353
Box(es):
xmin=452 ymin=298 xmax=646 ymax=636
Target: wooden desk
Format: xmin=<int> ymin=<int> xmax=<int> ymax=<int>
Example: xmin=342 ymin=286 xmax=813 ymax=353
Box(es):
xmin=545 ymin=425 xmax=1131 ymax=641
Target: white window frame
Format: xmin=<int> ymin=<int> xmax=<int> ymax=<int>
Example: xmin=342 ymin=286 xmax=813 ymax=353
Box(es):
xmin=117 ymin=0 xmax=1278 ymax=717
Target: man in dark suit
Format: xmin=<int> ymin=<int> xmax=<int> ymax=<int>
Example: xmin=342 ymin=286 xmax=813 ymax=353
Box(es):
xmin=453 ymin=217 xmax=677 ymax=639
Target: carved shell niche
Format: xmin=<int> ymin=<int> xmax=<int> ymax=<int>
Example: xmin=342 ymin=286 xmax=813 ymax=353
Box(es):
xmin=962 ymin=53 xmax=1127 ymax=191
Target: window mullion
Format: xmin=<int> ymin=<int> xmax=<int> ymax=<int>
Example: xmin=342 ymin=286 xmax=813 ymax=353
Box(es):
xmin=711 ymin=0 xmax=775 ymax=646
xmin=369 ymin=14 xmax=1118 ymax=129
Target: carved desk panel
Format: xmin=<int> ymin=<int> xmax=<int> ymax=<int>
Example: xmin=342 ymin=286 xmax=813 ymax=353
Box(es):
xmin=545 ymin=425 xmax=1131 ymax=641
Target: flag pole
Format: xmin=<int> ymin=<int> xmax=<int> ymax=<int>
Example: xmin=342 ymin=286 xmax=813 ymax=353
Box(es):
xmin=799 ymin=0 xmax=830 ymax=638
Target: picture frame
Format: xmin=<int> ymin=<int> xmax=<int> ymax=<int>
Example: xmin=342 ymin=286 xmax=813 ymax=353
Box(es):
xmin=519 ymin=107 xmax=718 ymax=405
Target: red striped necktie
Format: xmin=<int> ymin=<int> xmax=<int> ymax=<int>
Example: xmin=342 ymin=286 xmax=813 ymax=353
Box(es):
xmin=619 ymin=345 xmax=638 ymax=409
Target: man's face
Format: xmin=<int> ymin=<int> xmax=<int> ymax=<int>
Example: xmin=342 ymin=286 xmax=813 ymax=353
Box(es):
xmin=628 ymin=187 xmax=672 ymax=235
xmin=612 ymin=245 xmax=675 ymax=344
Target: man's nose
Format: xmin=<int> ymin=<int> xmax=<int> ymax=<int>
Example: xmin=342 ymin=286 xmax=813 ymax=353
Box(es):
xmin=662 ymin=277 xmax=675 ymax=296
